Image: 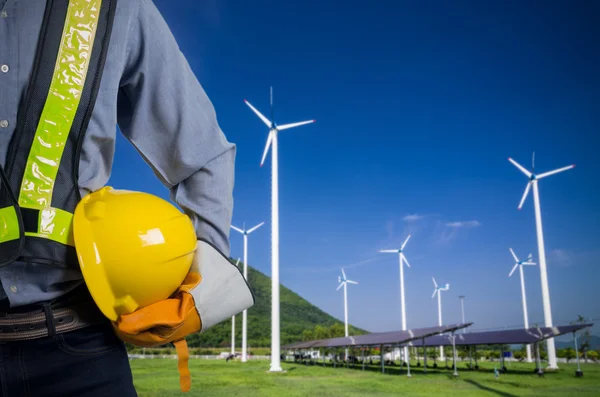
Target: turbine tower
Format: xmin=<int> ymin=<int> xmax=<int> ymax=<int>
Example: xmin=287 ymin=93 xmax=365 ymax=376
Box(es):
xmin=508 ymin=153 xmax=575 ymax=369
xmin=431 ymin=278 xmax=450 ymax=361
xmin=380 ymin=234 xmax=412 ymax=364
xmin=508 ymin=248 xmax=536 ymax=363
xmin=337 ymin=268 xmax=358 ymax=361
xmin=458 ymin=295 xmax=466 ymax=333
xmin=245 ymin=87 xmax=315 ymax=372
xmin=231 ymin=222 xmax=264 ymax=363
xmin=231 ymin=258 xmax=241 ymax=356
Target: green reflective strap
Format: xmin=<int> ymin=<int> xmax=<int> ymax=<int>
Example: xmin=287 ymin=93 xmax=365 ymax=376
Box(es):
xmin=23 ymin=206 xmax=75 ymax=246
xmin=17 ymin=0 xmax=102 ymax=245
xmin=0 ymin=206 xmax=20 ymax=243
xmin=18 ymin=0 xmax=102 ymax=209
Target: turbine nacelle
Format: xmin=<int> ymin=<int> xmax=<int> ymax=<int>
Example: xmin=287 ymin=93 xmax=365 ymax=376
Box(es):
xmin=508 ymin=154 xmax=575 ymax=210
xmin=231 ymin=221 xmax=265 ymax=236
xmin=244 ymin=87 xmax=315 ymax=167
xmin=508 ymin=248 xmax=537 ymax=277
xmin=431 ymin=277 xmax=450 ymax=298
xmin=379 ymin=234 xmax=412 ymax=267
xmin=337 ymin=268 xmax=358 ymax=291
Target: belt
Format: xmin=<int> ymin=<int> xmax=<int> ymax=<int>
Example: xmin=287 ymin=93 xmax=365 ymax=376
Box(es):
xmin=0 ymin=301 xmax=106 ymax=342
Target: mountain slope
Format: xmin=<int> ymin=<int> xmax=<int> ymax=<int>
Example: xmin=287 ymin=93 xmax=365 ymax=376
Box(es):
xmin=556 ymin=335 xmax=600 ymax=351
xmin=185 ymin=263 xmax=366 ymax=348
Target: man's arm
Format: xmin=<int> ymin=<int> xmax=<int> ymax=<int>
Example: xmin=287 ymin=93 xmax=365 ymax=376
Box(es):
xmin=115 ymin=0 xmax=235 ymax=255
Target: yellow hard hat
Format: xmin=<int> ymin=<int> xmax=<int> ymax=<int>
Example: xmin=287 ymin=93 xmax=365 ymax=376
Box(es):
xmin=73 ymin=186 xmax=197 ymax=321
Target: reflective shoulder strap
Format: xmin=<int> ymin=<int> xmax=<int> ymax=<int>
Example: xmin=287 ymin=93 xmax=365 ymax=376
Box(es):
xmin=0 ymin=0 xmax=116 ymax=263
xmin=18 ymin=0 xmax=104 ymax=246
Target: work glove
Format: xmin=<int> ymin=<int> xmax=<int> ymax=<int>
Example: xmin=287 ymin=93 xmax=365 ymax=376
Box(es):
xmin=112 ymin=240 xmax=255 ymax=392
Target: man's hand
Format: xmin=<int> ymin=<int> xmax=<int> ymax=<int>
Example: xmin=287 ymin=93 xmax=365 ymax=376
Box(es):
xmin=112 ymin=272 xmax=202 ymax=347
xmin=110 ymin=240 xmax=255 ymax=392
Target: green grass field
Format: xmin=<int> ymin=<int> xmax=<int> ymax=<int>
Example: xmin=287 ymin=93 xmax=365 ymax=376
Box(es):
xmin=131 ymin=358 xmax=600 ymax=396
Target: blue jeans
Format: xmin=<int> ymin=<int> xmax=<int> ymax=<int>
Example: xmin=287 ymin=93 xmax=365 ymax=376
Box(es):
xmin=0 ymin=323 xmax=138 ymax=397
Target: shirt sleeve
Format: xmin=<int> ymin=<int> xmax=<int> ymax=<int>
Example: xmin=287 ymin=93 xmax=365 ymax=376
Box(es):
xmin=115 ymin=0 xmax=235 ymax=256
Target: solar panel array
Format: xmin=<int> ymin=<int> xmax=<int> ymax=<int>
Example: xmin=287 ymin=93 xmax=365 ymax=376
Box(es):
xmin=283 ymin=322 xmax=594 ymax=351
xmin=282 ymin=323 xmax=472 ymax=350
xmin=406 ymin=323 xmax=594 ymax=347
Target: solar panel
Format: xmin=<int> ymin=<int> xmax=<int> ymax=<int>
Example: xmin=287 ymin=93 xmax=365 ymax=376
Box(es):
xmin=282 ymin=323 xmax=472 ymax=350
xmin=405 ymin=323 xmax=594 ymax=347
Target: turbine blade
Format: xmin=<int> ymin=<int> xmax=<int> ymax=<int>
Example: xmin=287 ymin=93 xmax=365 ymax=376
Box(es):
xmin=518 ymin=182 xmax=531 ymax=210
xmin=522 ymin=262 xmax=536 ymax=266
xmin=244 ymin=99 xmax=272 ymax=127
xmin=401 ymin=234 xmax=411 ymax=250
xmin=336 ymin=283 xmax=344 ymax=291
xmin=509 ymin=248 xmax=519 ymax=263
xmin=432 ymin=289 xmax=438 ymax=299
xmin=347 ymin=280 xmax=358 ymax=285
xmin=508 ymin=157 xmax=533 ymax=178
xmin=402 ymin=254 xmax=411 ymax=268
xmin=231 ymin=225 xmax=244 ymax=234
xmin=341 ymin=268 xmax=347 ymax=280
xmin=537 ymin=164 xmax=575 ymax=179
xmin=277 ymin=120 xmax=316 ymax=131
xmin=247 ymin=222 xmax=265 ymax=234
xmin=260 ymin=132 xmax=274 ymax=167
xmin=235 ymin=258 xmax=240 ymax=267
xmin=508 ymin=264 xmax=519 ymax=277
xmin=432 ymin=277 xmax=438 ymax=288
xmin=379 ymin=249 xmax=397 ymax=253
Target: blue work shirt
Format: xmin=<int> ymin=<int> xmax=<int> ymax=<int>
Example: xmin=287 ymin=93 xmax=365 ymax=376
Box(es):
xmin=0 ymin=0 xmax=235 ymax=307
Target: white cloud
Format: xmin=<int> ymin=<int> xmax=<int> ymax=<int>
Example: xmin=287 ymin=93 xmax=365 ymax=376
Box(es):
xmin=431 ymin=219 xmax=481 ymax=245
xmin=445 ymin=220 xmax=481 ymax=228
xmin=403 ymin=214 xmax=425 ymax=222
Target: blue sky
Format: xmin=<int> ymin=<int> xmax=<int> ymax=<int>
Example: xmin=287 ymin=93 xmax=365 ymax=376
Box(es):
xmin=109 ymin=0 xmax=600 ymax=336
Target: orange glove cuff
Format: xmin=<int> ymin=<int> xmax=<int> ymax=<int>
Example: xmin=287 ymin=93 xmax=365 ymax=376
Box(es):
xmin=112 ymin=272 xmax=202 ymax=392
xmin=113 ymin=272 xmax=202 ymax=347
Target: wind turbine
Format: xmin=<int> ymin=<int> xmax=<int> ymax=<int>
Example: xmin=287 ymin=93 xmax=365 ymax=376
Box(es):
xmin=431 ymin=278 xmax=450 ymax=361
xmin=508 ymin=248 xmax=536 ymax=363
xmin=245 ymin=87 xmax=315 ymax=372
xmin=380 ymin=234 xmax=412 ymax=364
xmin=231 ymin=258 xmax=241 ymax=356
xmin=231 ymin=222 xmax=264 ymax=363
xmin=508 ymin=152 xmax=575 ymax=369
xmin=337 ymin=268 xmax=358 ymax=361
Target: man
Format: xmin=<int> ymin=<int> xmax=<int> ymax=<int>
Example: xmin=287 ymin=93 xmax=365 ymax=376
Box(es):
xmin=0 ymin=0 xmax=249 ymax=395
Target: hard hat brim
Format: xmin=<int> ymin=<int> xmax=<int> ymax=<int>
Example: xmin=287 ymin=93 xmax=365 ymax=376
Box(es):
xmin=73 ymin=198 xmax=120 ymax=322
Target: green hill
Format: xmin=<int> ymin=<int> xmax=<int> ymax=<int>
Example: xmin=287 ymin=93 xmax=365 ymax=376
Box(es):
xmin=556 ymin=335 xmax=600 ymax=351
xmin=185 ymin=262 xmax=367 ymax=348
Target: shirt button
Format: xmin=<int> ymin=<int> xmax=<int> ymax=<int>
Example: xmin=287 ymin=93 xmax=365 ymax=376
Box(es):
xmin=1 ymin=11 xmax=7 ymax=18
xmin=0 ymin=120 xmax=8 ymax=128
xmin=10 ymin=286 xmax=17 ymax=293
xmin=1 ymin=65 xmax=8 ymax=73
